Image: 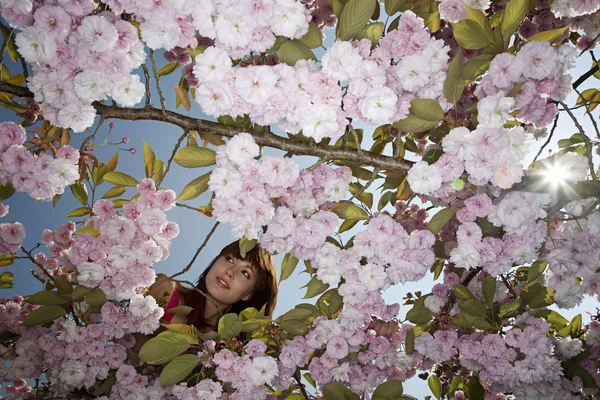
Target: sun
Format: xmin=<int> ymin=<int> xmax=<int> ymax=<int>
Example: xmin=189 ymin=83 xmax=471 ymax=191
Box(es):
xmin=544 ymin=162 xmax=571 ymax=187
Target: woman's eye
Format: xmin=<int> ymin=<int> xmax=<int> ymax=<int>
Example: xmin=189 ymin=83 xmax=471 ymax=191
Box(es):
xmin=243 ymin=270 xmax=250 ymax=278
xmin=226 ymin=256 xmax=233 ymax=263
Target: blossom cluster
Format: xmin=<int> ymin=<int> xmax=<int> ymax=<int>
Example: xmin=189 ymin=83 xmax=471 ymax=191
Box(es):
xmin=170 ymin=338 xmax=284 ymax=400
xmin=106 ymin=0 xmax=310 ymax=57
xmin=274 ymin=214 xmax=435 ymax=394
xmin=476 ymin=41 xmax=576 ymax=127
xmin=0 ymin=297 xmax=42 ymax=397
xmin=68 ymin=179 xmax=179 ymax=299
xmin=192 ymin=11 xmax=450 ymax=142
xmin=8 ymin=3 xmax=145 ymax=132
xmin=543 ymin=198 xmax=600 ymax=309
xmin=0 ymin=121 xmax=79 ymax=200
xmin=414 ymin=317 xmax=584 ymax=397
xmin=209 ymin=132 xmax=350 ymax=260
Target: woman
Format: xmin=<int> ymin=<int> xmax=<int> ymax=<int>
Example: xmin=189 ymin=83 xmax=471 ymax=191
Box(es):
xmin=149 ymin=241 xmax=278 ymax=332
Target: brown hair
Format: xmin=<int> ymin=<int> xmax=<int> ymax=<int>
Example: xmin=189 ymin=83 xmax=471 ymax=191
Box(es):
xmin=182 ymin=241 xmax=278 ymax=330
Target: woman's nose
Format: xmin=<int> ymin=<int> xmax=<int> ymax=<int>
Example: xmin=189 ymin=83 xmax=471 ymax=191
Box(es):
xmin=225 ymin=268 xmax=234 ymax=279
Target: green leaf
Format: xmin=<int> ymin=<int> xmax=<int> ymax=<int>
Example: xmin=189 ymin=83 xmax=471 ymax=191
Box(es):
xmin=143 ymin=140 xmax=156 ymax=179
xmin=356 ymin=22 xmax=385 ymax=46
xmin=103 ymin=171 xmax=139 ymax=187
xmin=451 ymin=19 xmax=490 ymax=49
xmin=157 ymin=62 xmax=180 ymax=76
xmin=280 ymin=253 xmax=299 ymax=282
xmin=372 ymin=380 xmax=403 ymax=400
xmin=322 ymin=383 xmax=360 ymax=400
xmin=385 ymin=0 xmax=403 ymax=15
xmin=460 ymin=54 xmax=494 ymax=80
xmin=154 ymin=158 xmax=166 ymax=182
xmin=0 ymin=253 xmax=14 ymax=267
xmin=139 ymin=331 xmax=197 ymax=365
xmin=66 ymin=207 xmax=90 ymax=218
xmin=458 ymin=298 xmax=487 ymax=317
xmin=279 ymin=307 xmax=314 ymax=322
xmin=217 ymin=313 xmax=243 ymax=340
xmin=107 ymin=151 xmax=119 ymax=171
xmin=570 ymin=314 xmax=583 ymax=337
xmin=0 ymin=271 xmax=13 ymax=288
xmin=21 ymin=305 xmax=66 ymax=326
xmin=453 ymin=284 xmax=474 ymax=300
xmin=482 ymin=276 xmax=496 ymax=307
xmin=339 ymin=219 xmax=359 ymax=233
xmin=393 ymin=114 xmax=440 ymax=134
xmin=159 ymin=354 xmax=200 ymax=386
xmin=71 ymin=285 xmax=93 ymax=301
xmin=428 ymin=207 xmax=458 ymax=235
xmin=85 ymin=289 xmax=106 ymax=307
xmin=280 ymin=319 xmax=310 ymax=336
xmin=337 ymin=0 xmax=376 ymax=40
xmin=333 ymin=200 xmax=368 ymax=220
xmin=25 ymin=290 xmax=69 ymax=305
xmin=93 ymin=375 xmax=115 ymax=396
xmin=70 ymin=183 xmax=88 ymax=205
xmin=527 ymin=25 xmax=569 ymax=43
xmin=173 ymin=146 xmax=216 ymax=168
xmin=303 ymin=276 xmax=329 ymax=299
xmin=299 ymin=22 xmax=323 ymax=48
xmin=101 ymin=186 xmax=127 ymax=199
xmin=53 ymin=277 xmax=73 ymax=294
xmin=527 ymin=261 xmax=546 ymax=282
xmin=166 ymin=305 xmax=193 ymax=316
xmin=93 ymin=163 xmax=109 ymax=185
xmin=501 ymin=0 xmax=529 ymax=39
xmin=405 ymin=305 xmax=433 ymax=325
xmin=0 ymin=182 xmax=15 ymax=201
xmin=278 ymin=39 xmax=317 ymax=66
xmin=405 ymin=328 xmax=415 ymax=355
xmin=410 ymin=99 xmax=444 ymax=122
xmin=444 ymin=54 xmax=468 ymax=104
xmin=239 ymin=236 xmax=257 ymax=258
xmin=176 ymin=172 xmax=211 ymax=201
xmin=466 ymin=376 xmax=485 ymax=400
xmin=535 ymin=309 xmax=569 ymax=325
xmin=499 ymin=298 xmax=521 ymax=318
xmin=428 ymin=375 xmax=442 ymax=400
xmin=572 ymin=366 xmax=600 ymax=389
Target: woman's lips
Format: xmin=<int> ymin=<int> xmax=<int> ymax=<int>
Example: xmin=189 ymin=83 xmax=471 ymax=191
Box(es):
xmin=217 ymin=277 xmax=230 ymax=289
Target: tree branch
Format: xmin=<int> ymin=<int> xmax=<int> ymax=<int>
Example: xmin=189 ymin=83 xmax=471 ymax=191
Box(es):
xmin=156 ymin=129 xmax=188 ymax=189
xmin=0 ymin=81 xmax=414 ymax=173
xmin=573 ymin=64 xmax=599 ymax=90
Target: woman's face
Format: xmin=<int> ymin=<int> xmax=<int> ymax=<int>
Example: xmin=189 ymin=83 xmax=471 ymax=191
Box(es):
xmin=205 ymin=254 xmax=258 ymax=308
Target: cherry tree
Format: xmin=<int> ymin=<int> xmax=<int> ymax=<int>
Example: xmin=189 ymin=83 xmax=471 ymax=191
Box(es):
xmin=0 ymin=0 xmax=599 ymax=398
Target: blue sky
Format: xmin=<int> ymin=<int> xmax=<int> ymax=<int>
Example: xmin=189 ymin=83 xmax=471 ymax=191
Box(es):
xmin=1 ymin=24 xmax=600 ymax=397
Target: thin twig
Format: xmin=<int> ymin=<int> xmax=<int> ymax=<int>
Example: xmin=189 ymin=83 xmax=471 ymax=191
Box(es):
xmin=149 ymin=50 xmax=166 ymax=112
xmin=580 ymin=32 xmax=600 ymax=55
xmin=559 ymin=101 xmax=598 ymax=182
xmin=562 ymin=200 xmax=600 ymax=221
xmin=170 ymin=221 xmax=220 ymax=281
xmin=141 ymin=64 xmax=152 ymax=107
xmin=533 ymin=113 xmax=559 ymax=163
xmin=294 ymin=371 xmax=312 ymax=400
xmin=156 ymin=130 xmax=188 ymax=189
xmin=20 ymin=245 xmax=82 ymax=325
xmin=573 ymin=64 xmax=599 ymax=90
xmin=349 ymin=126 xmax=362 ymax=155
xmin=573 ymin=87 xmax=600 ymax=140
xmin=80 ymin=117 xmax=105 ymax=154
xmin=0 ymin=26 xmax=14 ymax=74
xmin=175 ymin=202 xmax=207 ymax=212
xmin=500 ymin=274 xmax=517 ymax=299
xmin=174 ymin=279 xmax=226 ymax=318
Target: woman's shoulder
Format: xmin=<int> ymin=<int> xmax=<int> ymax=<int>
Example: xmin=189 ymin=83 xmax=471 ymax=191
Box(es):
xmin=148 ymin=274 xmax=179 ymax=305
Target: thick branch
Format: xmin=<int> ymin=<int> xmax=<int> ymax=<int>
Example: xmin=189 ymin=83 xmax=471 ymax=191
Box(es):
xmin=0 ymin=81 xmax=413 ymax=173
xmin=573 ymin=64 xmax=599 ymax=90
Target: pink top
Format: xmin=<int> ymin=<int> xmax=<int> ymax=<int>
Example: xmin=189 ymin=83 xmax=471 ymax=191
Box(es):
xmin=162 ymin=290 xmax=180 ymax=323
